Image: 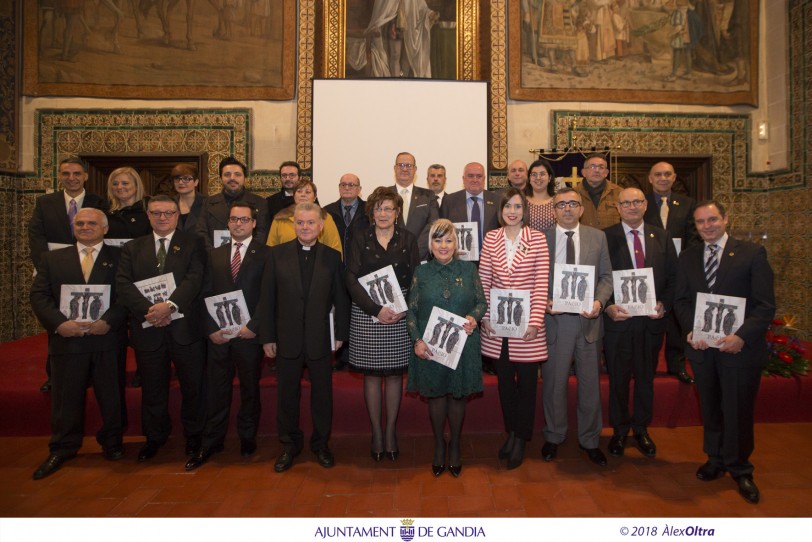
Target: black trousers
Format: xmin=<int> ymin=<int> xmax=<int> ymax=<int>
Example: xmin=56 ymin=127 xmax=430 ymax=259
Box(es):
xmin=276 ymin=353 xmax=332 ymax=453
xmin=49 ymin=348 xmax=122 ymax=455
xmin=663 ymin=310 xmax=687 ymax=373
xmin=202 ymin=338 xmax=263 ymax=448
xmin=134 ymin=334 xmax=206 ymax=443
xmin=693 ymin=355 xmax=762 ymax=478
xmin=492 ymin=339 xmax=539 ymax=441
xmin=604 ymin=319 xmax=662 ymax=435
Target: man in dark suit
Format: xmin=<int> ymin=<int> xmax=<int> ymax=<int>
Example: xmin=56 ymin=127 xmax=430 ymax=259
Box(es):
xmin=643 ymin=161 xmax=700 ymax=384
xmin=388 ymin=152 xmax=439 ymax=260
xmin=603 ymin=188 xmax=678 ymax=458
xmin=426 ymin=164 xmax=447 ymax=206
xmin=28 ymin=157 xmax=108 ymax=392
xmin=506 ymin=159 xmax=529 ymax=191
xmin=117 ymin=195 xmax=208 ymax=462
xmin=185 ymin=202 xmax=270 ymax=470
xmin=324 ymin=173 xmax=370 ymax=260
xmin=439 ymin=161 xmax=501 ymax=257
xmin=260 ymin=202 xmax=350 ymax=472
xmin=266 ymin=160 xmax=300 ymax=220
xmin=196 ymin=156 xmax=271 ymax=250
xmin=541 ymin=188 xmax=613 ymax=467
xmin=30 ymin=208 xmax=127 ymax=479
xmin=674 ymin=200 xmax=775 ymax=504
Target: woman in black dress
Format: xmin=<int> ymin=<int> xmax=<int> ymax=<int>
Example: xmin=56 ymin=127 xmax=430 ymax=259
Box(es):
xmin=346 ymin=187 xmax=419 ymax=461
xmin=105 ymin=167 xmax=151 ymax=240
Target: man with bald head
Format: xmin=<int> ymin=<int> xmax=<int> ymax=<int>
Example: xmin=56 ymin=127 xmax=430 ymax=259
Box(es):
xmin=30 ymin=208 xmax=128 ymax=479
xmin=439 ymin=162 xmax=501 ymax=254
xmin=388 ymin=152 xmax=439 ymax=260
xmin=324 ymin=173 xmax=369 ymax=260
xmin=643 ymin=161 xmax=700 ymax=384
xmin=602 ymin=188 xmax=678 ymax=458
xmin=506 ymin=160 xmax=529 ymax=191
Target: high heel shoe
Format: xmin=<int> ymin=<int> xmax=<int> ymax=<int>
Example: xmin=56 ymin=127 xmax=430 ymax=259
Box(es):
xmin=371 ymin=451 xmax=384 ymax=462
xmin=431 ymin=464 xmax=446 ymax=477
xmin=386 ymin=450 xmax=399 ymax=461
xmin=448 ymin=464 xmax=462 ymax=477
xmin=498 ymin=432 xmax=515 ymax=460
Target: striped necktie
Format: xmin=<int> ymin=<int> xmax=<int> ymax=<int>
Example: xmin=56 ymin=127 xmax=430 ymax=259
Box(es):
xmin=705 ymin=244 xmax=719 ymax=290
xmin=231 ymin=242 xmax=242 ymax=282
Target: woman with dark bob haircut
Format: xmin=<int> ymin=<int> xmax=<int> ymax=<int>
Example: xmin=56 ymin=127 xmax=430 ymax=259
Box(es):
xmin=524 ymin=158 xmax=557 ymax=231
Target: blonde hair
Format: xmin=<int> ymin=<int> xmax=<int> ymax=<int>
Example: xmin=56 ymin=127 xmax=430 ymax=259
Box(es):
xmin=107 ymin=167 xmax=145 ymax=212
xmin=429 ymin=218 xmax=458 ymax=259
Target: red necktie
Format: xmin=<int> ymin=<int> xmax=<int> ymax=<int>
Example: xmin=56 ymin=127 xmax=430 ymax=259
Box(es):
xmin=231 ymin=243 xmax=242 ymax=281
xmin=632 ymin=230 xmax=645 ymax=269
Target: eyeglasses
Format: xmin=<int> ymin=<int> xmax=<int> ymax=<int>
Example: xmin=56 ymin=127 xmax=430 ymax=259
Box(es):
xmin=554 ymin=201 xmax=582 ymax=209
xmin=228 ymin=216 xmax=253 ymax=224
xmin=585 ymin=164 xmax=607 ymax=171
xmin=149 ymin=210 xmax=178 ymax=218
xmin=618 ymin=199 xmax=646 ymax=208
xmin=339 ymin=183 xmax=359 ymax=189
xmin=530 ymin=172 xmax=549 ymax=179
xmin=396 ymin=163 xmax=415 ymax=169
xmin=173 ymin=175 xmax=195 ymax=183
xmin=374 ymin=207 xmax=397 ymax=214
xmin=280 ymin=173 xmax=298 ymax=179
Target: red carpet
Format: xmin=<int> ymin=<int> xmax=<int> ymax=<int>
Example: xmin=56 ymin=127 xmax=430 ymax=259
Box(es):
xmin=1 ymin=333 xmax=810 ymax=437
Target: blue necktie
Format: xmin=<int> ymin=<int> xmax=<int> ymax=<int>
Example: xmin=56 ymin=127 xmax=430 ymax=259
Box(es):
xmin=470 ymin=196 xmax=482 ymax=247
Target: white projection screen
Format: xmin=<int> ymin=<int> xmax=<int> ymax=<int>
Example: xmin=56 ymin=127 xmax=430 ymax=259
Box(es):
xmin=311 ymin=79 xmax=488 ymax=205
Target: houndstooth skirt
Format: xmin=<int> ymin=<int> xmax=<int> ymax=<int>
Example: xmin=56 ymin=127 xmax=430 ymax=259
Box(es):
xmin=348 ymin=302 xmax=411 ymax=375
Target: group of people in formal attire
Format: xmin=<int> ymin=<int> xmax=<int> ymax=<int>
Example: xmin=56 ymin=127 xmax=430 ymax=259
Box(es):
xmin=27 ymin=151 xmax=774 ymax=504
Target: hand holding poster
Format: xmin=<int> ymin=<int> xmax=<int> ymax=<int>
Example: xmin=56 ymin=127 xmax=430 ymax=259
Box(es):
xmin=358 ymin=264 xmax=407 ymax=315
xmin=421 ymin=306 xmax=469 ymax=370
xmin=611 ymin=268 xmax=657 ymax=316
xmin=452 ymin=222 xmax=480 ymax=261
xmin=133 ymin=272 xmax=183 ymax=328
xmin=204 ymin=290 xmax=251 ymax=339
xmin=59 ymin=285 xmax=111 ymax=322
xmin=692 ymin=293 xmax=746 ymax=348
xmin=551 ymin=263 xmax=595 ymax=314
xmin=488 ymin=288 xmax=530 ymax=338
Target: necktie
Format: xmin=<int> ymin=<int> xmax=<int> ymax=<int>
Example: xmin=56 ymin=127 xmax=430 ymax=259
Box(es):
xmin=705 ymin=244 xmax=719 ymax=290
xmin=343 ymin=205 xmax=352 ymax=226
xmin=401 ymin=188 xmax=410 ymax=225
xmin=68 ymin=199 xmax=78 ymax=232
xmin=631 ymin=229 xmax=645 ymax=269
xmin=470 ymin=196 xmax=482 ymax=246
xmin=565 ymin=231 xmax=575 ymax=265
xmin=157 ymin=238 xmax=167 ymax=273
xmin=231 ymin=242 xmax=242 ymax=281
xmin=660 ymin=196 xmax=669 ymax=228
xmin=81 ymin=247 xmax=94 ymax=282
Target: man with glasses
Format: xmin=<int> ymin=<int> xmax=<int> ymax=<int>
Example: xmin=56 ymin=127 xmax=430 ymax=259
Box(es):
xmin=186 ymin=202 xmax=270 ymax=470
xmin=196 ymin=156 xmax=270 ymax=250
xmin=324 ymin=173 xmax=369 ymax=260
xmin=117 ymin=195 xmax=207 ymax=462
xmin=388 ymin=152 xmax=438 ymax=260
xmin=575 ymin=153 xmax=622 ymax=229
xmin=541 ymin=188 xmax=613 ymax=467
xmin=602 ymin=188 xmax=678 ymax=459
xmin=267 ymin=161 xmax=301 ymax=220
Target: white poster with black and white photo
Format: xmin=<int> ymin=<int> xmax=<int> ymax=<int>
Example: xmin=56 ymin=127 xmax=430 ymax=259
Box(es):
xmin=103 ymin=238 xmax=132 ymax=248
xmin=692 ymin=292 xmax=747 ymax=348
xmin=213 ymin=230 xmax=231 ymax=248
xmin=453 ymin=221 xmax=480 ymax=261
xmin=358 ymin=264 xmax=407 ymax=316
xmin=421 ymin=306 xmax=468 ymax=370
xmin=59 ymin=284 xmax=111 ymax=322
xmin=489 ymin=288 xmax=530 ymax=338
xmin=611 ymin=268 xmax=657 ymax=316
xmin=551 ymin=263 xmax=595 ymax=314
xmin=133 ymin=272 xmax=183 ymax=328
xmin=204 ymin=290 xmax=250 ymax=339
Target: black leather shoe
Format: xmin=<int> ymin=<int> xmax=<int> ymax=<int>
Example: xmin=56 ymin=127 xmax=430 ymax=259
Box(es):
xmin=315 ymin=448 xmax=335 ymax=468
xmin=448 ymin=464 xmax=462 ymax=477
xmin=696 ymin=461 xmax=725 ymax=481
xmin=735 ymin=476 xmax=760 ymax=504
xmin=498 ymin=432 xmax=515 ymax=460
xmin=137 ymin=441 xmax=161 ymax=462
xmin=431 ymin=464 xmax=445 ymax=477
xmin=185 ymin=437 xmax=202 ymax=457
xmin=386 ymin=450 xmax=399 ymax=461
xmin=32 ymin=453 xmax=75 ymax=480
xmin=103 ymin=445 xmax=125 ymax=461
xmin=506 ymin=438 xmax=525 ymax=470
xmin=371 ymin=451 xmax=384 ymax=462
xmin=39 ymin=379 xmax=52 ymax=393
xmin=634 ymin=433 xmax=657 ymax=457
xmin=579 ymin=444 xmax=608 ymax=466
xmin=240 ymin=439 xmax=257 ymax=457
xmin=608 ymin=434 xmax=626 ymax=456
xmin=274 ymin=449 xmax=299 ymax=472
xmin=674 ymin=369 xmax=695 ymax=385
xmin=185 ymin=444 xmax=224 ymax=471
xmin=541 ymin=442 xmax=558 ymax=462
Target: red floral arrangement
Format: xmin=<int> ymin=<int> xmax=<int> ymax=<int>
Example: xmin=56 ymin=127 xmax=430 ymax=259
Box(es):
xmin=764 ymin=316 xmax=809 ymax=377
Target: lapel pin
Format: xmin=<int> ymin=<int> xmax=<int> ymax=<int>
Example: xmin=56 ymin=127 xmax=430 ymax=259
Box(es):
xmin=673 ymin=200 xmax=680 ymax=206
xmin=728 ymin=252 xmax=734 ymax=257
xmin=173 ymin=245 xmax=181 ymax=253
xmin=130 ymin=218 xmax=136 ymax=222
xmin=250 ymin=249 xmax=255 ymax=254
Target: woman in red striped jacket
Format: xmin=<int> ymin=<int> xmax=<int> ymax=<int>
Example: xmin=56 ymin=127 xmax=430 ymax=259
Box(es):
xmin=479 ymin=187 xmax=550 ymax=470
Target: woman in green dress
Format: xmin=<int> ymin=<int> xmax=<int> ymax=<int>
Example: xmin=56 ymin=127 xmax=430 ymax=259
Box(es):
xmin=406 ymin=219 xmax=487 ymax=477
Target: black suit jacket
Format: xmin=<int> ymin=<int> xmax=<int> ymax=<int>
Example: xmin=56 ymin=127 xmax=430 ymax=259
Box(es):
xmin=643 ymin=191 xmax=699 ymax=251
xmin=323 ymin=198 xmax=370 ymax=259
xmin=176 ymin=192 xmax=206 ymax=233
xmin=603 ymin=222 xmax=678 ymax=334
xmin=389 ymin=185 xmax=438 ymax=260
xmin=204 ymin=240 xmax=270 ymax=339
xmin=30 ymin=244 xmax=127 ymax=354
xmin=116 ymin=229 xmax=207 ymax=349
xmin=259 ymin=241 xmax=350 ymax=360
xmin=440 ymin=189 xmax=501 ymax=236
xmin=196 ymin=189 xmax=271 ymax=250
xmin=674 ymin=237 xmax=775 ymax=368
xmin=266 ymin=190 xmax=294 ymax=221
xmin=28 ymin=190 xmax=108 ymax=268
